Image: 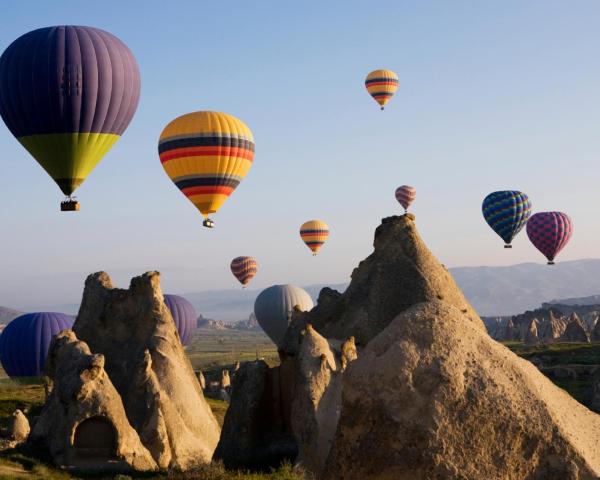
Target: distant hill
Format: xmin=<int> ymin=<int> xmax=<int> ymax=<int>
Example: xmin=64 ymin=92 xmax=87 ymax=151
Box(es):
xmin=544 ymin=295 xmax=600 ymax=307
xmin=0 ymin=306 xmax=22 ymax=325
xmin=449 ymin=259 xmax=600 ymax=316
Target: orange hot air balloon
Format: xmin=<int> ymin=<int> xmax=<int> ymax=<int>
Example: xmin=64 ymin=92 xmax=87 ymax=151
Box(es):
xmin=300 ymin=220 xmax=329 ymax=255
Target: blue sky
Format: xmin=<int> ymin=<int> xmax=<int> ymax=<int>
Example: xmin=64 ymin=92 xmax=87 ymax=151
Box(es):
xmin=1 ymin=1 xmax=599 ymax=310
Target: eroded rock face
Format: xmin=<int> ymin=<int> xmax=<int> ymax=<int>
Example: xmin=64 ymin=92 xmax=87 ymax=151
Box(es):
xmin=214 ymin=360 xmax=297 ymax=469
xmin=561 ymin=313 xmax=590 ymax=343
xmin=291 ymin=324 xmax=356 ymax=475
xmin=323 ymin=301 xmax=600 ymax=480
xmin=70 ymin=271 xmax=220 ymax=470
xmin=283 ymin=215 xmax=482 ymax=351
xmin=8 ymin=410 xmax=29 ymax=443
xmin=30 ymin=330 xmax=157 ymax=472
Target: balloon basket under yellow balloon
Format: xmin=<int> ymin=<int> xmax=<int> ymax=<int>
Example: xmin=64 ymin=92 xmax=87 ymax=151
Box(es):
xmin=202 ymin=218 xmax=215 ymax=228
xmin=60 ymin=199 xmax=80 ymax=212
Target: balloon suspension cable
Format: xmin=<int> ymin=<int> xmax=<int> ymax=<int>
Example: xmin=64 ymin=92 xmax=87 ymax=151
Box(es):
xmin=504 ymin=244 xmax=512 ymax=249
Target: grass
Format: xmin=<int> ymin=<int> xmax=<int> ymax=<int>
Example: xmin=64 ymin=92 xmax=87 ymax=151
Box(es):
xmin=186 ymin=329 xmax=279 ymax=371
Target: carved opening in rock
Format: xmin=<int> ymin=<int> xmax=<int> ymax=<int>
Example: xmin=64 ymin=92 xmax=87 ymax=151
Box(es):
xmin=73 ymin=416 xmax=117 ymax=460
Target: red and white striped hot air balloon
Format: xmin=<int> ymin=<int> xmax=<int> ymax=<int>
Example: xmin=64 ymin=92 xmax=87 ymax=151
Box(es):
xmin=395 ymin=185 xmax=416 ymax=213
xmin=230 ymin=256 xmax=258 ymax=288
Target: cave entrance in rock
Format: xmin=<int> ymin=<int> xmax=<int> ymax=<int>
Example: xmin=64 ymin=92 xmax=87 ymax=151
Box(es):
xmin=73 ymin=416 xmax=117 ymax=460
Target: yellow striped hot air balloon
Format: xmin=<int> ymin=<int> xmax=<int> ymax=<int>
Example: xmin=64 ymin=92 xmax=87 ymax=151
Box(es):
xmin=158 ymin=112 xmax=254 ymax=228
xmin=300 ymin=220 xmax=329 ymax=256
xmin=365 ymin=69 xmax=399 ymax=110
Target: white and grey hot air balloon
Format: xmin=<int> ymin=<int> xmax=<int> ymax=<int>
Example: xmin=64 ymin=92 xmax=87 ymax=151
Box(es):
xmin=253 ymin=284 xmax=314 ymax=347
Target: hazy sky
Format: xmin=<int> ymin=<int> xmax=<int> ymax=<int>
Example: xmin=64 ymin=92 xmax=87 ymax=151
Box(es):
xmin=1 ymin=1 xmax=599 ymax=310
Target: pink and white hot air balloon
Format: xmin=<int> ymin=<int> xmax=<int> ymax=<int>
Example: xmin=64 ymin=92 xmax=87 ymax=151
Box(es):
xmin=395 ymin=185 xmax=416 ymax=213
xmin=526 ymin=211 xmax=573 ymax=265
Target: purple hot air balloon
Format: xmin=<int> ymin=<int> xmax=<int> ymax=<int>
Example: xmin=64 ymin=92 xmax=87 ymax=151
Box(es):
xmin=163 ymin=294 xmax=197 ymax=346
xmin=526 ymin=212 xmax=573 ymax=265
xmin=0 ymin=312 xmax=74 ymax=377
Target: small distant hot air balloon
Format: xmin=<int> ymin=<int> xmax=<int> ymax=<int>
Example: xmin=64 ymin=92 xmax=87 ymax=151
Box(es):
xmin=158 ymin=111 xmax=255 ymax=228
xmin=163 ymin=294 xmax=197 ymax=346
xmin=365 ymin=69 xmax=399 ymax=110
xmin=526 ymin=212 xmax=573 ymax=265
xmin=300 ymin=220 xmax=330 ymax=256
xmin=230 ymin=256 xmax=258 ymax=288
xmin=482 ymin=191 xmax=532 ymax=248
xmin=0 ymin=26 xmax=141 ymax=211
xmin=395 ymin=185 xmax=416 ymax=213
xmin=254 ymin=285 xmax=314 ymax=347
xmin=0 ymin=312 xmax=74 ymax=377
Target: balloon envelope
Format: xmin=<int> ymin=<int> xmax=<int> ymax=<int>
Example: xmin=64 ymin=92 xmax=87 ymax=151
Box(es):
xmin=0 ymin=26 xmax=141 ymax=196
xmin=526 ymin=212 xmax=573 ymax=264
xmin=158 ymin=111 xmax=254 ymax=224
xmin=254 ymin=285 xmax=313 ymax=347
xmin=0 ymin=312 xmax=74 ymax=377
xmin=395 ymin=185 xmax=416 ymax=212
xmin=230 ymin=256 xmax=258 ymax=287
xmin=482 ymin=191 xmax=531 ymax=247
xmin=300 ymin=220 xmax=330 ymax=255
xmin=163 ymin=294 xmax=197 ymax=346
xmin=365 ymin=69 xmax=399 ymax=109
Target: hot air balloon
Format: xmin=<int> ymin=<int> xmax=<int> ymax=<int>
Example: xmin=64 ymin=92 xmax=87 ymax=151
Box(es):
xmin=158 ymin=112 xmax=254 ymax=228
xmin=163 ymin=294 xmax=197 ymax=346
xmin=230 ymin=256 xmax=258 ymax=288
xmin=0 ymin=312 xmax=74 ymax=377
xmin=254 ymin=285 xmax=314 ymax=347
xmin=300 ymin=220 xmax=329 ymax=255
xmin=526 ymin=212 xmax=573 ymax=265
xmin=395 ymin=185 xmax=416 ymax=213
xmin=482 ymin=191 xmax=532 ymax=248
xmin=0 ymin=26 xmax=141 ymax=211
xmin=365 ymin=69 xmax=399 ymax=110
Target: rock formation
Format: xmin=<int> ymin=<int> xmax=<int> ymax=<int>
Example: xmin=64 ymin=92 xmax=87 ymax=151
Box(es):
xmin=502 ymin=317 xmax=520 ymax=341
xmin=592 ymin=320 xmax=600 ymax=342
xmin=8 ymin=410 xmax=29 ymax=443
xmin=561 ymin=312 xmax=590 ymax=343
xmin=220 ymin=214 xmax=600 ymax=479
xmin=322 ymin=301 xmax=600 ymax=480
xmin=33 ymin=271 xmax=220 ymax=472
xmin=524 ymin=318 xmax=539 ymax=344
xmin=197 ymin=370 xmax=206 ymax=390
xmin=214 ymin=360 xmax=298 ymax=469
xmin=220 ymin=370 xmax=231 ymax=390
xmin=31 ymin=330 xmax=157 ymax=472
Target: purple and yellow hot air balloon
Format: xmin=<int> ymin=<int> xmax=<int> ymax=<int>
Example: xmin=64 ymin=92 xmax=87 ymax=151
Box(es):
xmin=300 ymin=220 xmax=329 ymax=256
xmin=395 ymin=185 xmax=416 ymax=213
xmin=526 ymin=212 xmax=573 ymax=265
xmin=230 ymin=256 xmax=258 ymax=288
xmin=158 ymin=112 xmax=254 ymax=228
xmin=0 ymin=26 xmax=141 ymax=211
xmin=365 ymin=69 xmax=399 ymax=110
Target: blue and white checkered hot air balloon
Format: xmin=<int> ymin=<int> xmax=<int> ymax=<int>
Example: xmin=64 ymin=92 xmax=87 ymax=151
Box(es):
xmin=482 ymin=191 xmax=532 ymax=248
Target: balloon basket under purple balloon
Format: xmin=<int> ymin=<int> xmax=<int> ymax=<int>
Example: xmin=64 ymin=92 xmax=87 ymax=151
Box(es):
xmin=504 ymin=244 xmax=512 ymax=249
xmin=547 ymin=261 xmax=555 ymax=265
